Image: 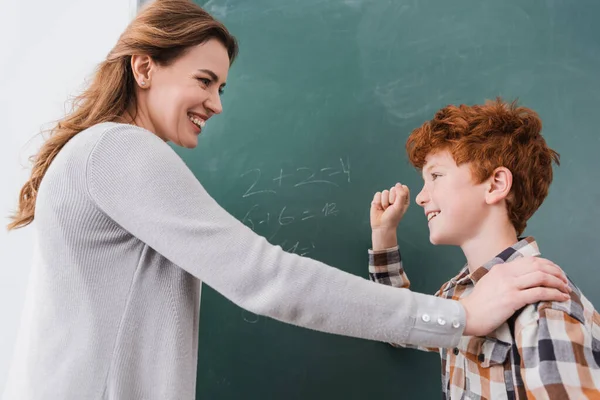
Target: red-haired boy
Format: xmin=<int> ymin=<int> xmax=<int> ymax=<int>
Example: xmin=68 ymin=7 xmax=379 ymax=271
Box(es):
xmin=369 ymin=99 xmax=600 ymax=399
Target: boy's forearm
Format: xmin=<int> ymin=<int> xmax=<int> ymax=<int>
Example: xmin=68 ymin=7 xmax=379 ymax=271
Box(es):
xmin=371 ymin=228 xmax=398 ymax=250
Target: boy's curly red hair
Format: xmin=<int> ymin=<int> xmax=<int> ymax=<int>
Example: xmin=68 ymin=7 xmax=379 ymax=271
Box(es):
xmin=406 ymin=98 xmax=560 ymax=235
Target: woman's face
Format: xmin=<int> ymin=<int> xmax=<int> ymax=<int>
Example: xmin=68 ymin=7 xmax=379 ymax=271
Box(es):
xmin=133 ymin=39 xmax=230 ymax=148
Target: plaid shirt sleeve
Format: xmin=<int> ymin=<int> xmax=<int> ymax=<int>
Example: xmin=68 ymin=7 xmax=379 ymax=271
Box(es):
xmin=368 ymin=246 xmax=410 ymax=289
xmin=368 ymin=247 xmax=437 ymax=352
xmin=514 ymin=299 xmax=600 ymax=398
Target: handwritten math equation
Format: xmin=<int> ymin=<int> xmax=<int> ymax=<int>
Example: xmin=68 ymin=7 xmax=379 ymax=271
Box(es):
xmin=238 ymin=157 xmax=351 ymax=257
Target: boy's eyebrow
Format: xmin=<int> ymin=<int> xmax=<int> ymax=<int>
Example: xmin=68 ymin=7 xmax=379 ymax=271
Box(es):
xmin=423 ymin=163 xmax=438 ymax=174
xmin=198 ymin=69 xmax=226 ymax=86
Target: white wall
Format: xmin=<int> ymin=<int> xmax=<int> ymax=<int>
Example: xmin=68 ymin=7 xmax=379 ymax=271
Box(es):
xmin=0 ymin=0 xmax=135 ymax=391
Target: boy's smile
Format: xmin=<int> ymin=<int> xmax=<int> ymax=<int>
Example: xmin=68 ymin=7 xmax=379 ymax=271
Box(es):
xmin=426 ymin=211 xmax=440 ymax=222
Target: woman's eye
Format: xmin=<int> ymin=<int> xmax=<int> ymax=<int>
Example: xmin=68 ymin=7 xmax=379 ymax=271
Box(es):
xmin=197 ymin=77 xmax=211 ymax=86
xmin=196 ymin=77 xmax=225 ymax=96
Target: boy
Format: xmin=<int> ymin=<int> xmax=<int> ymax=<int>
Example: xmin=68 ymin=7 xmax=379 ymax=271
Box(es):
xmin=369 ymin=98 xmax=600 ymax=399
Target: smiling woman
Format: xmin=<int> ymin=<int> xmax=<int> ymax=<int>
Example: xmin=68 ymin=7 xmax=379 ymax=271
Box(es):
xmin=3 ymin=0 xmax=571 ymax=399
xmin=127 ymin=40 xmax=229 ymax=148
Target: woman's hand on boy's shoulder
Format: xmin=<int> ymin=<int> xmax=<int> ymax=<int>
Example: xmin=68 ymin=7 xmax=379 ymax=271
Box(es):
xmin=461 ymin=256 xmax=571 ymax=336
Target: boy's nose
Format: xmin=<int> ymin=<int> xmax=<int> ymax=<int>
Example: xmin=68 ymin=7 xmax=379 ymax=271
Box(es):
xmin=416 ymin=187 xmax=428 ymax=207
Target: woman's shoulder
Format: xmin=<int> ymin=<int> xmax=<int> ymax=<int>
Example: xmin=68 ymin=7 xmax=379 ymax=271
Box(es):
xmin=82 ymin=122 xmax=188 ymax=182
xmin=52 ymin=122 xmax=172 ymax=179
xmin=66 ymin=122 xmax=170 ymax=162
xmin=80 ymin=122 xmax=162 ymax=147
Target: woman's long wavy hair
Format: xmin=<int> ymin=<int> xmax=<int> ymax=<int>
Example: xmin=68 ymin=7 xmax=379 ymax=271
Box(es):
xmin=8 ymin=0 xmax=238 ymax=230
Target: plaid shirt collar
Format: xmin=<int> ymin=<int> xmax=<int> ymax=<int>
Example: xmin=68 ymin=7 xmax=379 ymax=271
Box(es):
xmin=442 ymin=236 xmax=540 ymax=293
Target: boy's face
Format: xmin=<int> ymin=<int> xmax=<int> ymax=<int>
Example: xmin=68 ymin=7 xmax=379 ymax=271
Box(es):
xmin=416 ymin=150 xmax=490 ymax=246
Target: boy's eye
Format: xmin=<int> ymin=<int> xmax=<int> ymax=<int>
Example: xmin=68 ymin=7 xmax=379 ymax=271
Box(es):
xmin=431 ymin=173 xmax=441 ymax=181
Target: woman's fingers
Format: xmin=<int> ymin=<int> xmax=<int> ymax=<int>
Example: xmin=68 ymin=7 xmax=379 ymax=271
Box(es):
xmin=516 ymin=270 xmax=571 ymax=293
xmin=517 ymin=287 xmax=571 ymax=305
xmin=503 ymin=256 xmax=568 ymax=285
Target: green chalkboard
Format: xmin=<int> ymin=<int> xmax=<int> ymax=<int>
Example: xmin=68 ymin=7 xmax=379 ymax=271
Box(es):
xmin=174 ymin=1 xmax=600 ymax=398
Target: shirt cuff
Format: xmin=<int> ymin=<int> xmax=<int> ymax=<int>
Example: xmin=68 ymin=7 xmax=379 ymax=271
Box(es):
xmin=404 ymin=292 xmax=466 ymax=348
xmin=368 ymin=246 xmax=401 ymax=272
xmin=368 ymin=245 xmax=399 ymax=255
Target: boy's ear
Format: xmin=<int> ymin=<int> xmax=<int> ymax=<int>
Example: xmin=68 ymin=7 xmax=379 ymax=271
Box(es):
xmin=485 ymin=167 xmax=512 ymax=205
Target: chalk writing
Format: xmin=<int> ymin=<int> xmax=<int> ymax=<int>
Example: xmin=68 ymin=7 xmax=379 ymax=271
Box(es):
xmin=322 ymin=202 xmax=339 ymax=217
xmin=240 ymin=169 xmax=276 ymax=198
xmin=242 ymin=203 xmax=339 ymax=232
xmin=294 ymin=167 xmax=338 ymax=187
xmin=279 ymin=240 xmax=317 ymax=257
xmin=239 ymin=157 xmax=351 ymax=198
xmin=241 ymin=310 xmax=260 ymax=324
xmin=237 ymin=157 xmax=350 ymax=283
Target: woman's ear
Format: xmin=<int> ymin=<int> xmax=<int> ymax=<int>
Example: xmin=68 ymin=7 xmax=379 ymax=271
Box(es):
xmin=485 ymin=167 xmax=513 ymax=205
xmin=131 ymin=54 xmax=154 ymax=88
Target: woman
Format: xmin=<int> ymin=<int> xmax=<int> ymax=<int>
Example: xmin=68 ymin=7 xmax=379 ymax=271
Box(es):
xmin=3 ymin=1 xmax=569 ymax=399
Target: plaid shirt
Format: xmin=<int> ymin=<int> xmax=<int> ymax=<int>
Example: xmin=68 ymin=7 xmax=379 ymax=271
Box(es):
xmin=369 ymin=237 xmax=600 ymax=399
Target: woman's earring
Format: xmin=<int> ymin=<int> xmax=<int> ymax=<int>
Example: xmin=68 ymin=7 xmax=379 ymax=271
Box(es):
xmin=140 ymin=80 xmax=146 ymax=86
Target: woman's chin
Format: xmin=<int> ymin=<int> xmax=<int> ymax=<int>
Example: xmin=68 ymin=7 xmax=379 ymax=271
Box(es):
xmin=175 ymin=131 xmax=199 ymax=149
xmin=181 ymin=138 xmax=198 ymax=149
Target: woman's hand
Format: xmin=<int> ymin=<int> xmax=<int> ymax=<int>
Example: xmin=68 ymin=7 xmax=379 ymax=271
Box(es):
xmin=460 ymin=256 xmax=571 ymax=336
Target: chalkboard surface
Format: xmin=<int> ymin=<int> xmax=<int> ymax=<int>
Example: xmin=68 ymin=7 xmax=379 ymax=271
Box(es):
xmin=173 ymin=1 xmax=600 ymax=398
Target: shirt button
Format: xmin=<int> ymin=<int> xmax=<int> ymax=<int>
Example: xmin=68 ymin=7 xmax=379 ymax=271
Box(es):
xmin=437 ymin=317 xmax=446 ymax=326
xmin=478 ymin=354 xmax=485 ymax=362
xmin=452 ymin=320 xmax=461 ymax=328
xmin=453 ymin=348 xmax=459 ymax=355
xmin=421 ymin=314 xmax=431 ymax=323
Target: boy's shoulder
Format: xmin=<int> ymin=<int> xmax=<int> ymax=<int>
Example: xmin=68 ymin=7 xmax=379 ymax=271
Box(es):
xmin=515 ymin=279 xmax=598 ymax=330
